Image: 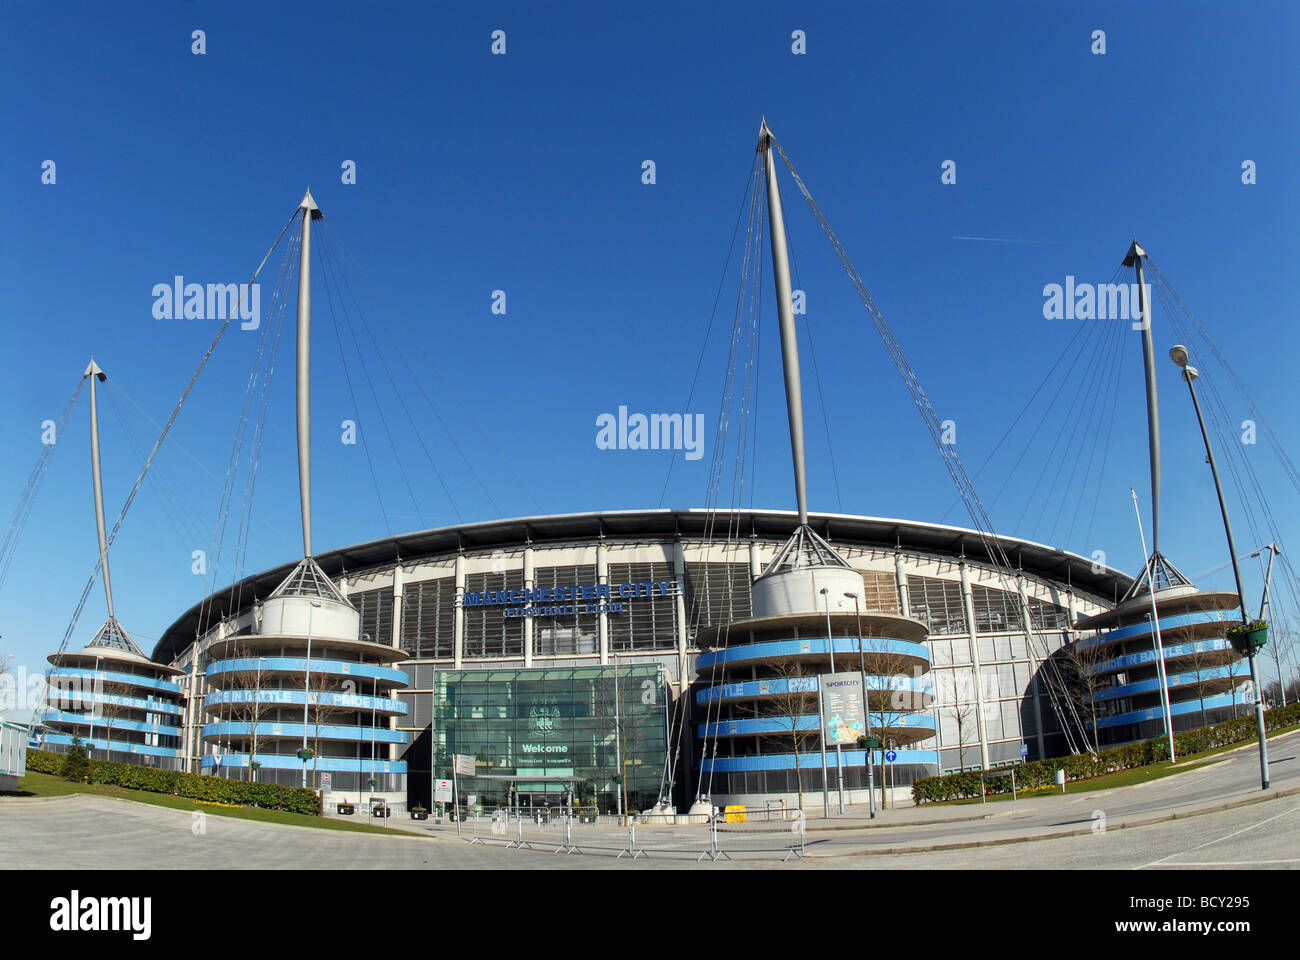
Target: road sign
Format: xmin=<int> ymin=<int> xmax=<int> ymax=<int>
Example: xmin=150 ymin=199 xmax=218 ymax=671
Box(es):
xmin=885 ymin=750 xmax=897 ymax=763
xmin=1020 ymin=743 xmax=1029 ymax=758
xmin=435 ymin=779 xmax=453 ymax=803
xmin=454 ymin=754 xmax=475 ymax=777
xmin=322 ymin=773 xmax=331 ymax=790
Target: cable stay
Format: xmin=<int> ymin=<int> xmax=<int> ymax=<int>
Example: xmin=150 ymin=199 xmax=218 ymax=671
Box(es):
xmin=765 ymin=129 xmax=1094 ymax=757
xmin=30 ymin=204 xmax=303 ymax=735
xmin=0 ymin=374 xmax=86 ymax=595
xmin=1144 ymin=258 xmax=1299 ymax=692
xmin=317 ymin=220 xmax=539 ymax=519
xmin=673 ymin=151 xmax=769 ymax=805
xmin=198 ymin=213 xmax=301 ymax=629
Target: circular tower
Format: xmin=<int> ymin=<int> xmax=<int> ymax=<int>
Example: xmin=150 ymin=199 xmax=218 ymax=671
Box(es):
xmin=42 ymin=621 xmax=187 ymax=768
xmin=693 ymin=527 xmax=934 ymax=810
xmin=200 ymin=558 xmax=410 ymax=805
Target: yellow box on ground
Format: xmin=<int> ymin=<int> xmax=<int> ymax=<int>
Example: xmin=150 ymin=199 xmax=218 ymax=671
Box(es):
xmin=723 ymin=805 xmax=747 ymax=823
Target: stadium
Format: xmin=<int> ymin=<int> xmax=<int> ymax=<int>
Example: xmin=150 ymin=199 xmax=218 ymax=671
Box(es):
xmin=30 ymin=145 xmax=1268 ymax=821
xmin=107 ymin=506 xmax=1130 ymax=814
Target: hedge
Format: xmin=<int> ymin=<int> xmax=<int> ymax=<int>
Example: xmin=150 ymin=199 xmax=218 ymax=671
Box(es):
xmin=24 ymin=749 xmax=321 ymax=815
xmin=912 ymin=701 xmax=1300 ymax=804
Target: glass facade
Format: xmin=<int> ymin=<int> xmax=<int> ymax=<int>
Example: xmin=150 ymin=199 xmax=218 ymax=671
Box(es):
xmin=432 ymin=664 xmax=668 ymax=814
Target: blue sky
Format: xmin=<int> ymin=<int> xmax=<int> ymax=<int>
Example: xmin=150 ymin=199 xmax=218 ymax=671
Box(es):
xmin=2 ymin=1 xmax=1298 ymax=705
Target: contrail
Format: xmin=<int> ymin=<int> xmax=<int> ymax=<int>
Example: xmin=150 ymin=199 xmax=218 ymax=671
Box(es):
xmin=952 ymin=235 xmax=1089 ymax=246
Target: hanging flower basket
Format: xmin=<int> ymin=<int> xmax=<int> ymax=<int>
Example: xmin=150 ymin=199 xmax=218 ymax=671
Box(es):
xmin=1227 ymin=620 xmax=1268 ymax=656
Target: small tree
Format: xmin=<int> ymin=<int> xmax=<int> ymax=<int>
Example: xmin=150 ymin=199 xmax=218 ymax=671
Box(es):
xmin=936 ymin=671 xmax=979 ymax=771
xmin=61 ymin=736 xmax=91 ymax=782
xmin=862 ymin=636 xmax=927 ymax=810
xmin=306 ymin=672 xmax=353 ymax=795
xmin=590 ymin=663 xmax=654 ymax=819
xmin=224 ymin=643 xmax=276 ymax=781
xmin=1180 ymin=642 xmax=1230 ymax=728
xmin=760 ymin=659 xmax=819 ymax=812
xmin=1061 ymin=639 xmax=1110 ymax=753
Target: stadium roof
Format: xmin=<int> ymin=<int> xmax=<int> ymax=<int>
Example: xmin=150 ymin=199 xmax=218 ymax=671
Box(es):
xmin=153 ymin=508 xmax=1133 ymax=665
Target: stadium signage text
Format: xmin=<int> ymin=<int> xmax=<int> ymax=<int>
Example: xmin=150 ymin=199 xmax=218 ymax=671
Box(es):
xmin=460 ymin=580 xmax=679 ymax=619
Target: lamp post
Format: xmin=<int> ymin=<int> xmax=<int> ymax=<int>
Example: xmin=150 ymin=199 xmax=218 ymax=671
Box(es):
xmin=301 ymin=600 xmax=321 ymax=789
xmin=1169 ymin=345 xmax=1269 ymax=789
xmin=1247 ymin=543 xmax=1285 ymax=708
xmin=844 ymin=590 xmax=876 ymax=818
xmin=370 ymin=676 xmax=378 ymax=809
xmin=253 ymin=655 xmax=267 ymax=782
xmin=1131 ymin=489 xmax=1177 ymax=763
xmin=819 ymin=588 xmax=844 ymax=814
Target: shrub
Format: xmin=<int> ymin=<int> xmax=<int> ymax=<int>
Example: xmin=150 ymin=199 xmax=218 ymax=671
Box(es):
xmin=913 ymin=701 xmax=1300 ymax=804
xmin=25 ymin=748 xmax=320 ymax=815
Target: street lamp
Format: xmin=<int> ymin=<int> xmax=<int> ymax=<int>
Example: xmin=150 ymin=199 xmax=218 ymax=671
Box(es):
xmin=1169 ymin=344 xmax=1269 ymax=789
xmin=844 ymin=590 xmax=876 ymax=819
xmin=253 ymin=655 xmax=268 ymax=782
xmin=819 ymin=587 xmax=844 ymax=815
xmin=301 ymin=600 xmax=321 ymax=789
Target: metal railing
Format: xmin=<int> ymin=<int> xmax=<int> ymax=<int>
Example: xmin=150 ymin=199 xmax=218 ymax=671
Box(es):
xmin=461 ymin=808 xmax=809 ymax=861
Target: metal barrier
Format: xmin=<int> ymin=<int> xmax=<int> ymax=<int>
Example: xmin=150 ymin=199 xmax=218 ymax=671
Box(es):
xmin=458 ymin=808 xmax=809 ymax=862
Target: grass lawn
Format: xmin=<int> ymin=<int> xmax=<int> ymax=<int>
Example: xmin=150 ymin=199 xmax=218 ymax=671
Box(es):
xmin=4 ymin=770 xmax=428 ymax=838
xmin=927 ymin=722 xmax=1300 ymax=805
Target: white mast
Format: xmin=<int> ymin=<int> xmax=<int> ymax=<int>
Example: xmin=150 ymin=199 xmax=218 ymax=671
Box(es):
xmin=81 ymin=359 xmax=143 ymax=654
xmin=296 ymin=189 xmax=320 ymax=558
xmin=1119 ymin=239 xmax=1190 ymax=601
xmin=84 ymin=359 xmax=114 ymax=619
xmin=1125 ymin=240 xmax=1162 ymax=555
xmin=760 ymin=120 xmax=810 ymax=527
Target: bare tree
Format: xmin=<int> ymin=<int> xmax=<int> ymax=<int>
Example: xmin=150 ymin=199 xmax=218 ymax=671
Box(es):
xmin=221 ymin=642 xmax=276 ymax=781
xmin=862 ymin=637 xmax=928 ymax=810
xmin=1061 ymin=640 xmax=1110 ymax=752
xmin=936 ymin=671 xmax=979 ymax=771
xmin=590 ymin=662 xmax=655 ymax=819
xmin=1179 ymin=643 xmax=1232 ymax=729
xmin=759 ymin=659 xmax=819 ymax=812
xmin=306 ymin=672 xmax=353 ymax=795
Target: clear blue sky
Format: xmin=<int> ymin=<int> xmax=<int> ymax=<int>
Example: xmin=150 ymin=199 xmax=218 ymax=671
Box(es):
xmin=2 ymin=1 xmax=1298 ymax=704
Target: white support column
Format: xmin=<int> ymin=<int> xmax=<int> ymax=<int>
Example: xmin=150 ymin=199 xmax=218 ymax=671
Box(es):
xmin=894 ymin=551 xmax=910 ymax=616
xmin=673 ymin=540 xmax=689 ymax=697
xmin=959 ymin=560 xmax=991 ymax=769
xmin=597 ymin=541 xmax=609 ymax=666
xmin=748 ymin=538 xmax=763 ymax=580
xmin=392 ymin=563 xmax=405 ymax=652
xmin=453 ymin=553 xmax=465 ymax=670
xmin=186 ymin=655 xmax=199 ymax=773
xmin=523 ymin=544 xmax=535 ymax=668
xmin=1016 ymin=574 xmax=1047 ymax=759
